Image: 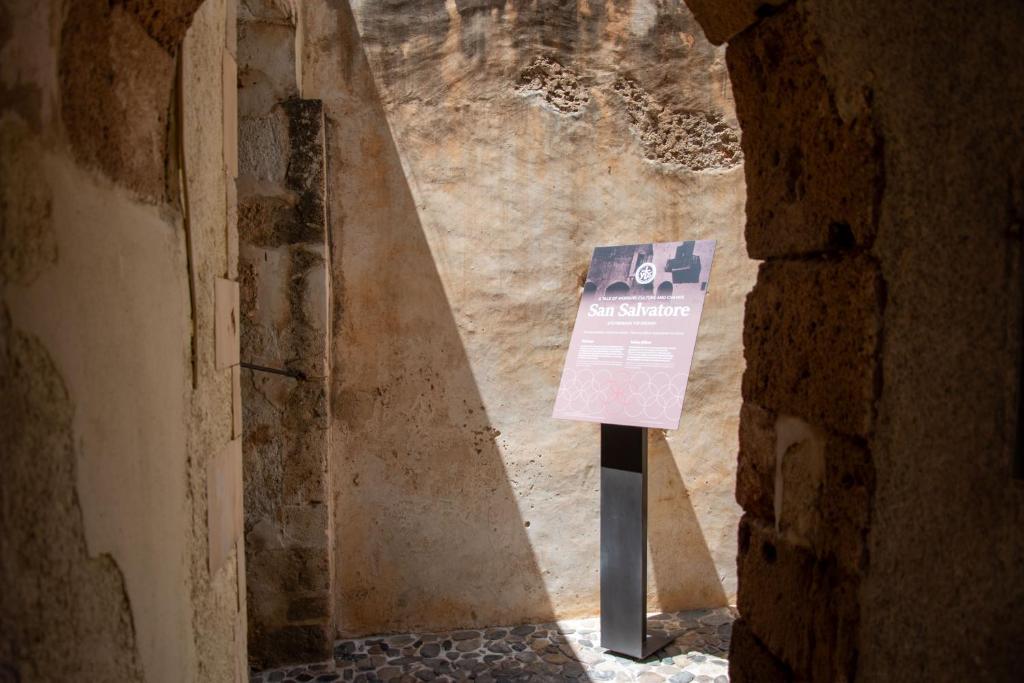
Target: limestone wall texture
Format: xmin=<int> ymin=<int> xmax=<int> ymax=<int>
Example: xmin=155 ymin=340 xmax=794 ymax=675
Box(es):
xmin=237 ymin=0 xmax=336 ymax=668
xmin=300 ymin=0 xmax=754 ymax=636
xmin=684 ymin=0 xmax=1024 ymax=680
xmin=1 ymin=0 xmax=247 ymax=680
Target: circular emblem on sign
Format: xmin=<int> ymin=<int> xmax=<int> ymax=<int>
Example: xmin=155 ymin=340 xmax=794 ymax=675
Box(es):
xmin=635 ymin=262 xmax=657 ymax=285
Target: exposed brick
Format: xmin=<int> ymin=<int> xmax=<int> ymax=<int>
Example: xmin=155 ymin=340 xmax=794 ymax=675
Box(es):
xmin=737 ymin=402 xmax=776 ymax=521
xmin=742 ymin=255 xmax=881 ymax=438
xmin=60 ymin=2 xmax=175 ymax=201
xmin=726 ymin=3 xmax=880 ymax=259
xmin=682 ymin=0 xmax=790 ymax=45
xmin=737 ymin=515 xmax=860 ymax=681
xmin=728 ymin=619 xmax=791 ymax=683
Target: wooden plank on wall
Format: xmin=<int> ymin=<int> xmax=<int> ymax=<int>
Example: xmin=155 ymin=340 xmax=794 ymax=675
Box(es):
xmin=207 ymin=438 xmax=242 ymax=575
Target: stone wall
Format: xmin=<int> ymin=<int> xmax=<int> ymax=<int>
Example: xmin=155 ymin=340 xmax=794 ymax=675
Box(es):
xmin=684 ymin=0 xmax=1024 ymax=680
xmin=237 ymin=0 xmax=335 ymax=668
xmin=1 ymin=0 xmax=247 ymax=680
xmin=301 ymin=0 xmax=755 ymax=635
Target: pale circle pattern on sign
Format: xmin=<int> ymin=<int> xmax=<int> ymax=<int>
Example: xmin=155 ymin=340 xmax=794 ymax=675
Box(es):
xmin=623 ymin=371 xmax=688 ymax=422
xmin=556 ymin=368 xmax=614 ymax=415
xmin=556 ymin=367 xmax=689 ymax=425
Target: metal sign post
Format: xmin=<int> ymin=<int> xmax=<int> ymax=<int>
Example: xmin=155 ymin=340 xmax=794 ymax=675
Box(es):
xmin=553 ymin=241 xmax=717 ymax=660
xmin=599 ymin=423 xmax=673 ymax=659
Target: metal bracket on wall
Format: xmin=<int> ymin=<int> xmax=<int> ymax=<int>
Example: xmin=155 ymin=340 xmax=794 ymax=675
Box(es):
xmin=240 ymin=361 xmax=306 ymax=381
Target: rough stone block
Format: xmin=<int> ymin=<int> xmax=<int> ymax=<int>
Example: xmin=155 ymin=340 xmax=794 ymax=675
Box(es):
xmin=237 ymin=21 xmax=299 ymax=114
xmin=282 ymin=504 xmax=328 ymax=549
xmin=238 ymin=111 xmax=290 ymax=186
xmin=726 ymin=4 xmax=879 ymax=258
xmin=282 ymin=377 xmax=329 ymax=431
xmin=246 ymin=516 xmax=284 ymax=555
xmin=278 ymin=248 xmax=329 ymax=379
xmin=287 ymin=593 xmax=331 ymax=622
xmin=728 ymin=619 xmax=791 ymax=683
xmin=736 ymin=515 xmax=815 ymax=675
xmin=237 ymin=195 xmax=324 ymax=250
xmin=737 ymin=402 xmax=776 ymax=521
xmin=737 ymin=516 xmax=860 ymax=681
xmin=282 ymin=430 xmax=328 ymax=505
xmin=246 ymin=571 xmax=288 ymax=625
xmin=775 ymin=415 xmax=826 ymax=549
xmin=683 ymin=0 xmax=790 ymax=45
xmin=742 ymin=255 xmax=881 ymax=438
xmin=60 ymin=3 xmax=175 ymax=201
xmin=249 ymin=623 xmax=331 ymax=670
xmin=821 ymin=434 xmax=873 ymax=573
xmin=247 ymin=547 xmax=330 ymax=594
xmin=121 ymin=0 xmax=205 ymax=51
xmin=282 ymin=99 xmax=327 ymax=239
xmin=740 ymin=409 xmax=873 ymax=572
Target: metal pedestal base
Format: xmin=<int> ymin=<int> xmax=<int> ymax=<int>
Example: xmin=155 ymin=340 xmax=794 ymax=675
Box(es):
xmin=599 ymin=424 xmax=671 ymax=660
xmin=639 ymin=632 xmax=675 ymax=660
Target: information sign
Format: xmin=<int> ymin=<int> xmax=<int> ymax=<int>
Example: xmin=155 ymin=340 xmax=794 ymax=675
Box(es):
xmin=553 ymin=240 xmax=716 ymax=430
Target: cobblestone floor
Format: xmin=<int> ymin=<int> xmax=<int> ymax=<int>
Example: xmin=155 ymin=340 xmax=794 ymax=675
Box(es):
xmin=252 ymin=607 xmax=735 ymax=683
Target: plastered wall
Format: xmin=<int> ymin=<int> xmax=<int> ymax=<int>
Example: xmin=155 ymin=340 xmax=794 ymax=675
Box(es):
xmin=301 ymin=0 xmax=754 ymax=636
xmin=1 ymin=0 xmax=247 ymax=680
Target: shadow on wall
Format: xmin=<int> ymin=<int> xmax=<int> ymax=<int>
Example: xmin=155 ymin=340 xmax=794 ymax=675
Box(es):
xmin=648 ymin=431 xmax=729 ymax=610
xmin=328 ymin=1 xmax=556 ymax=636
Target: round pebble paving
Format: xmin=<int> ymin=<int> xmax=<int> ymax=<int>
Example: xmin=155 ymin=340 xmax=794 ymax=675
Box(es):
xmin=251 ymin=608 xmax=736 ymax=683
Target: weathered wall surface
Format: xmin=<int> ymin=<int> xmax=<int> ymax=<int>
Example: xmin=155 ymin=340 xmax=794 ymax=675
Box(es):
xmin=301 ymin=0 xmax=753 ymax=635
xmin=1 ymin=0 xmax=247 ymax=680
xmin=238 ymin=0 xmax=335 ymax=667
xmin=684 ymin=0 xmax=1024 ymax=680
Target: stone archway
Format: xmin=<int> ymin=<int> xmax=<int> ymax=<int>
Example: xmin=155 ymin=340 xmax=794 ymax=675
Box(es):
xmin=684 ymin=1 xmax=1024 ymax=680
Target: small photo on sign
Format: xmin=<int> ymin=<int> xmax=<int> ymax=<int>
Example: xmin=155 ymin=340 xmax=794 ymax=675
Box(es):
xmin=553 ymin=240 xmax=716 ymax=430
xmin=581 ymin=241 xmax=713 ymax=300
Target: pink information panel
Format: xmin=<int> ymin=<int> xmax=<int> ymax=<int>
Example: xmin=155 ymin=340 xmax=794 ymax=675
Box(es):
xmin=553 ymin=240 xmax=716 ymax=430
